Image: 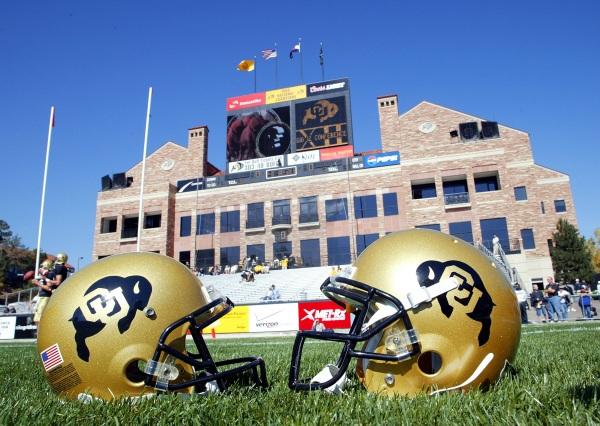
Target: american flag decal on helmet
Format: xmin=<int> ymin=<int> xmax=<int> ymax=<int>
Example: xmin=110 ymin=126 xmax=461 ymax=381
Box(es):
xmin=40 ymin=343 xmax=64 ymax=372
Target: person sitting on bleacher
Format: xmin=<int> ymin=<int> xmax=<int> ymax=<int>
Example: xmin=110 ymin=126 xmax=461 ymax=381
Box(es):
xmin=261 ymin=285 xmax=280 ymax=302
xmin=241 ymin=269 xmax=255 ymax=283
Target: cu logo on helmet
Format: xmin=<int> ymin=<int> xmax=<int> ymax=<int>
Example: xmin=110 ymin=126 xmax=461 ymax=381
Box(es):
xmin=416 ymin=260 xmax=496 ymax=346
xmin=70 ymin=276 xmax=153 ymax=362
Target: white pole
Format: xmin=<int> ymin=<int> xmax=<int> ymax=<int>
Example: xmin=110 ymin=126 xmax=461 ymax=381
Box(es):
xmin=34 ymin=106 xmax=55 ymax=276
xmin=136 ymin=87 xmax=153 ymax=252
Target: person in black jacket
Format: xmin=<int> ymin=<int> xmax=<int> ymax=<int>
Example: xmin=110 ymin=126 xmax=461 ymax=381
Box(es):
xmin=530 ymin=284 xmax=548 ymax=323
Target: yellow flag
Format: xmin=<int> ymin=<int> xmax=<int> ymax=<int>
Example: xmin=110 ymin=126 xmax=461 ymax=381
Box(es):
xmin=237 ymin=59 xmax=255 ymax=72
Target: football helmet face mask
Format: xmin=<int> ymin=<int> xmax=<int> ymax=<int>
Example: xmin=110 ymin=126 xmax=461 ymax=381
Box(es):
xmin=289 ymin=229 xmax=521 ymax=396
xmin=37 ymin=252 xmax=267 ymax=401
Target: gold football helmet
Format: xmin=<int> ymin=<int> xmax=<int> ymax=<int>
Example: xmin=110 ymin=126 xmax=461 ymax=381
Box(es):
xmin=37 ymin=252 xmax=267 ymax=401
xmin=289 ymin=229 xmax=520 ymax=396
xmin=40 ymin=259 xmax=54 ymax=270
xmin=55 ymin=253 xmax=68 ymax=264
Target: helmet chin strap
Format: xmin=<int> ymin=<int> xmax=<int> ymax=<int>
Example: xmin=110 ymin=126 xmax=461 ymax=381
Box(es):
xmin=310 ymin=364 xmax=348 ymax=394
xmin=400 ymin=276 xmax=459 ymax=310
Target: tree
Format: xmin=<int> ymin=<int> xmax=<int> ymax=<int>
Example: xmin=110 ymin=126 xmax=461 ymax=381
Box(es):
xmin=0 ymin=219 xmax=13 ymax=244
xmin=587 ymin=228 xmax=600 ymax=273
xmin=550 ymin=219 xmax=593 ymax=283
xmin=0 ymin=219 xmax=38 ymax=293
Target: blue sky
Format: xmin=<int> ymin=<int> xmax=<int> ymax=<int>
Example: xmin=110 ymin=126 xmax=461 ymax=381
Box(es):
xmin=1 ymin=1 xmax=598 ymax=268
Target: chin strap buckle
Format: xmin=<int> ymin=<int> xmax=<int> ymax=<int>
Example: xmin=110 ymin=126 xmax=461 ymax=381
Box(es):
xmin=402 ymin=277 xmax=459 ymax=310
xmin=311 ymin=364 xmax=348 ymax=394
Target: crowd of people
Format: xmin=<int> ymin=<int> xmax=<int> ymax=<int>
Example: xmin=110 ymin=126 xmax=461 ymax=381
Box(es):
xmin=518 ymin=276 xmax=596 ymax=324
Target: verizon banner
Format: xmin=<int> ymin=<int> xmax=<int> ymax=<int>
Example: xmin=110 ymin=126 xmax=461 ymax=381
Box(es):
xmin=298 ymin=300 xmax=350 ymax=331
xmin=249 ymin=303 xmax=299 ymax=332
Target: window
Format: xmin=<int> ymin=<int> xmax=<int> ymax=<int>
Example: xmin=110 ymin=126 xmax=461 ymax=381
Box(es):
xmin=325 ymin=198 xmax=348 ymax=221
xmin=273 ymin=241 xmax=292 ymax=260
xmin=220 ymin=210 xmax=240 ymax=232
xmin=474 ymin=174 xmax=500 ymax=192
xmin=514 ymin=186 xmax=527 ymax=201
xmin=122 ymin=216 xmax=138 ymax=238
xmin=100 ymin=217 xmax=117 ymax=234
xmin=144 ymin=213 xmax=161 ymax=229
xmin=197 ymin=213 xmax=215 ymax=235
xmin=220 ymin=246 xmax=240 ymax=267
xmin=299 ymin=196 xmax=319 ymax=223
xmin=354 ymin=195 xmax=377 ymax=219
xmin=521 ymin=229 xmax=535 ymax=250
xmin=411 ymin=182 xmax=436 ymax=199
xmin=416 ymin=224 xmax=441 ymax=231
xmin=554 ymin=199 xmax=566 ymax=213
xmin=480 ymin=217 xmax=509 ymax=252
xmin=180 ymin=216 xmax=191 ymax=237
xmin=246 ymin=203 xmax=264 ymax=228
xmin=443 ymin=179 xmax=469 ymax=204
xmin=247 ymin=244 xmax=265 ymax=262
xmin=449 ymin=221 xmax=474 ymax=244
xmin=382 ymin=193 xmax=398 ymax=216
xmin=178 ymin=251 xmax=190 ymax=266
xmin=356 ymin=234 xmax=379 ymax=256
xmin=195 ymin=249 xmax=214 ymax=270
xmin=540 ymin=201 xmax=546 ymax=214
xmin=327 ymin=236 xmax=351 ymax=266
xmin=273 ymin=199 xmax=291 ymax=225
xmin=301 ymin=239 xmax=321 ymax=267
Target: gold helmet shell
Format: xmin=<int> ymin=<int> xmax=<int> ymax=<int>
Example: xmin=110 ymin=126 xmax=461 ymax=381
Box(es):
xmin=289 ymin=229 xmax=520 ymax=396
xmin=55 ymin=253 xmax=68 ymax=264
xmin=37 ymin=252 xmax=267 ymax=401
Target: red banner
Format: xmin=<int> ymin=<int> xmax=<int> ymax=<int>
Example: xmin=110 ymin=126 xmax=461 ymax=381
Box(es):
xmin=298 ymin=300 xmax=350 ymax=331
xmin=319 ymin=145 xmax=353 ymax=161
xmin=226 ymin=92 xmax=266 ymax=111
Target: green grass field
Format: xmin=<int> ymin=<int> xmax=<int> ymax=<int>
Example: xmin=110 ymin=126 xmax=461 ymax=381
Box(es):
xmin=1 ymin=323 xmax=599 ymax=425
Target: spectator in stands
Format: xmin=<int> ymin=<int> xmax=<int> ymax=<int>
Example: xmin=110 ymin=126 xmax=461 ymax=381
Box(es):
xmin=273 ymin=258 xmax=280 ymax=269
xmin=578 ymin=286 xmax=593 ymax=319
xmin=530 ymin=284 xmax=548 ymax=323
xmin=545 ymin=276 xmax=563 ymax=322
xmin=241 ymin=269 xmax=255 ymax=283
xmin=514 ymin=284 xmax=530 ymax=324
xmin=254 ymin=263 xmax=264 ymax=274
xmin=261 ymin=285 xmax=280 ymax=301
xmin=281 ymin=256 xmax=288 ymax=270
xmin=558 ymin=283 xmax=571 ymax=319
xmin=312 ymin=319 xmax=325 ymax=332
xmin=492 ymin=235 xmax=500 ymax=257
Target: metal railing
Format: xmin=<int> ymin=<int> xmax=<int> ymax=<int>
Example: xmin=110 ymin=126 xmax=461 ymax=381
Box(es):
xmin=444 ymin=192 xmax=470 ymax=205
xmin=272 ymin=215 xmax=292 ymax=226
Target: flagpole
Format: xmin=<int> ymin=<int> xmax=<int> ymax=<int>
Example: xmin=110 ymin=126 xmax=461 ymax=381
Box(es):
xmin=299 ymin=37 xmax=304 ymax=82
xmin=136 ymin=86 xmax=152 ymax=252
xmin=34 ymin=106 xmax=55 ymax=276
xmin=320 ymin=42 xmax=325 ymax=81
xmin=253 ymin=55 xmax=257 ymax=92
xmin=275 ymin=42 xmax=279 ymax=87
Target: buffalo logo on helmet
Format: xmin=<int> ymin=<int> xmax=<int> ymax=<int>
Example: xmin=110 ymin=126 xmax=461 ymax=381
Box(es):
xmin=70 ymin=275 xmax=153 ymax=362
xmin=416 ymin=260 xmax=495 ymax=346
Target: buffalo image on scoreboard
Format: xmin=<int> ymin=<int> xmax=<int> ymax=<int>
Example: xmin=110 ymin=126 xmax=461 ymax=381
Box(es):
xmin=294 ymin=96 xmax=349 ymax=152
xmin=226 ymin=106 xmax=292 ymax=162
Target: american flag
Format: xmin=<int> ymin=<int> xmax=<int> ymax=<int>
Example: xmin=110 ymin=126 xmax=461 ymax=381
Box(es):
xmin=40 ymin=343 xmax=64 ymax=372
xmin=261 ymin=49 xmax=277 ymax=60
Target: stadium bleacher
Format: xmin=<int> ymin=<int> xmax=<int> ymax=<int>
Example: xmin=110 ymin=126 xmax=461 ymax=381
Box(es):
xmin=200 ymin=266 xmax=333 ymax=304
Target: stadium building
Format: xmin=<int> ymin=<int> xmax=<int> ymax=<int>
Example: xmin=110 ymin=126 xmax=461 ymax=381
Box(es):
xmin=93 ymin=78 xmax=577 ymax=291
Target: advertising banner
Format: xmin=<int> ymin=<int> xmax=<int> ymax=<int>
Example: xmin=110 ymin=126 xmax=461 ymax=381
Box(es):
xmin=176 ymin=177 xmax=203 ymax=193
xmin=295 ymin=96 xmax=349 ymax=152
xmin=0 ymin=316 xmax=17 ymax=340
xmin=249 ymin=303 xmax=299 ymax=332
xmin=298 ymin=300 xmax=350 ymax=331
xmin=306 ymin=78 xmax=349 ymax=97
xmin=266 ymin=85 xmax=306 ymax=105
xmin=227 ymin=106 xmax=291 ymax=162
xmin=204 ymin=306 xmax=249 ymax=334
xmin=286 ymin=150 xmax=320 ymax=166
xmin=228 ymin=155 xmax=284 ymax=174
xmin=363 ymin=151 xmax=400 ymax=168
xmin=226 ymin=92 xmax=266 ymax=112
xmin=319 ymin=145 xmax=354 ymax=161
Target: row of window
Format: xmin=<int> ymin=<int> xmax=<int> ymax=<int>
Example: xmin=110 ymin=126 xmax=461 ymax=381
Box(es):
xmin=180 ymin=194 xmax=399 ymax=236
xmin=180 ymin=217 xmax=540 ymax=269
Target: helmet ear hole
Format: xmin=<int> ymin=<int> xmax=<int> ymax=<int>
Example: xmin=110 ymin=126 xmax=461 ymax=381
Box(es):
xmin=125 ymin=360 xmax=147 ymax=384
xmin=417 ymin=351 xmax=442 ymax=375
